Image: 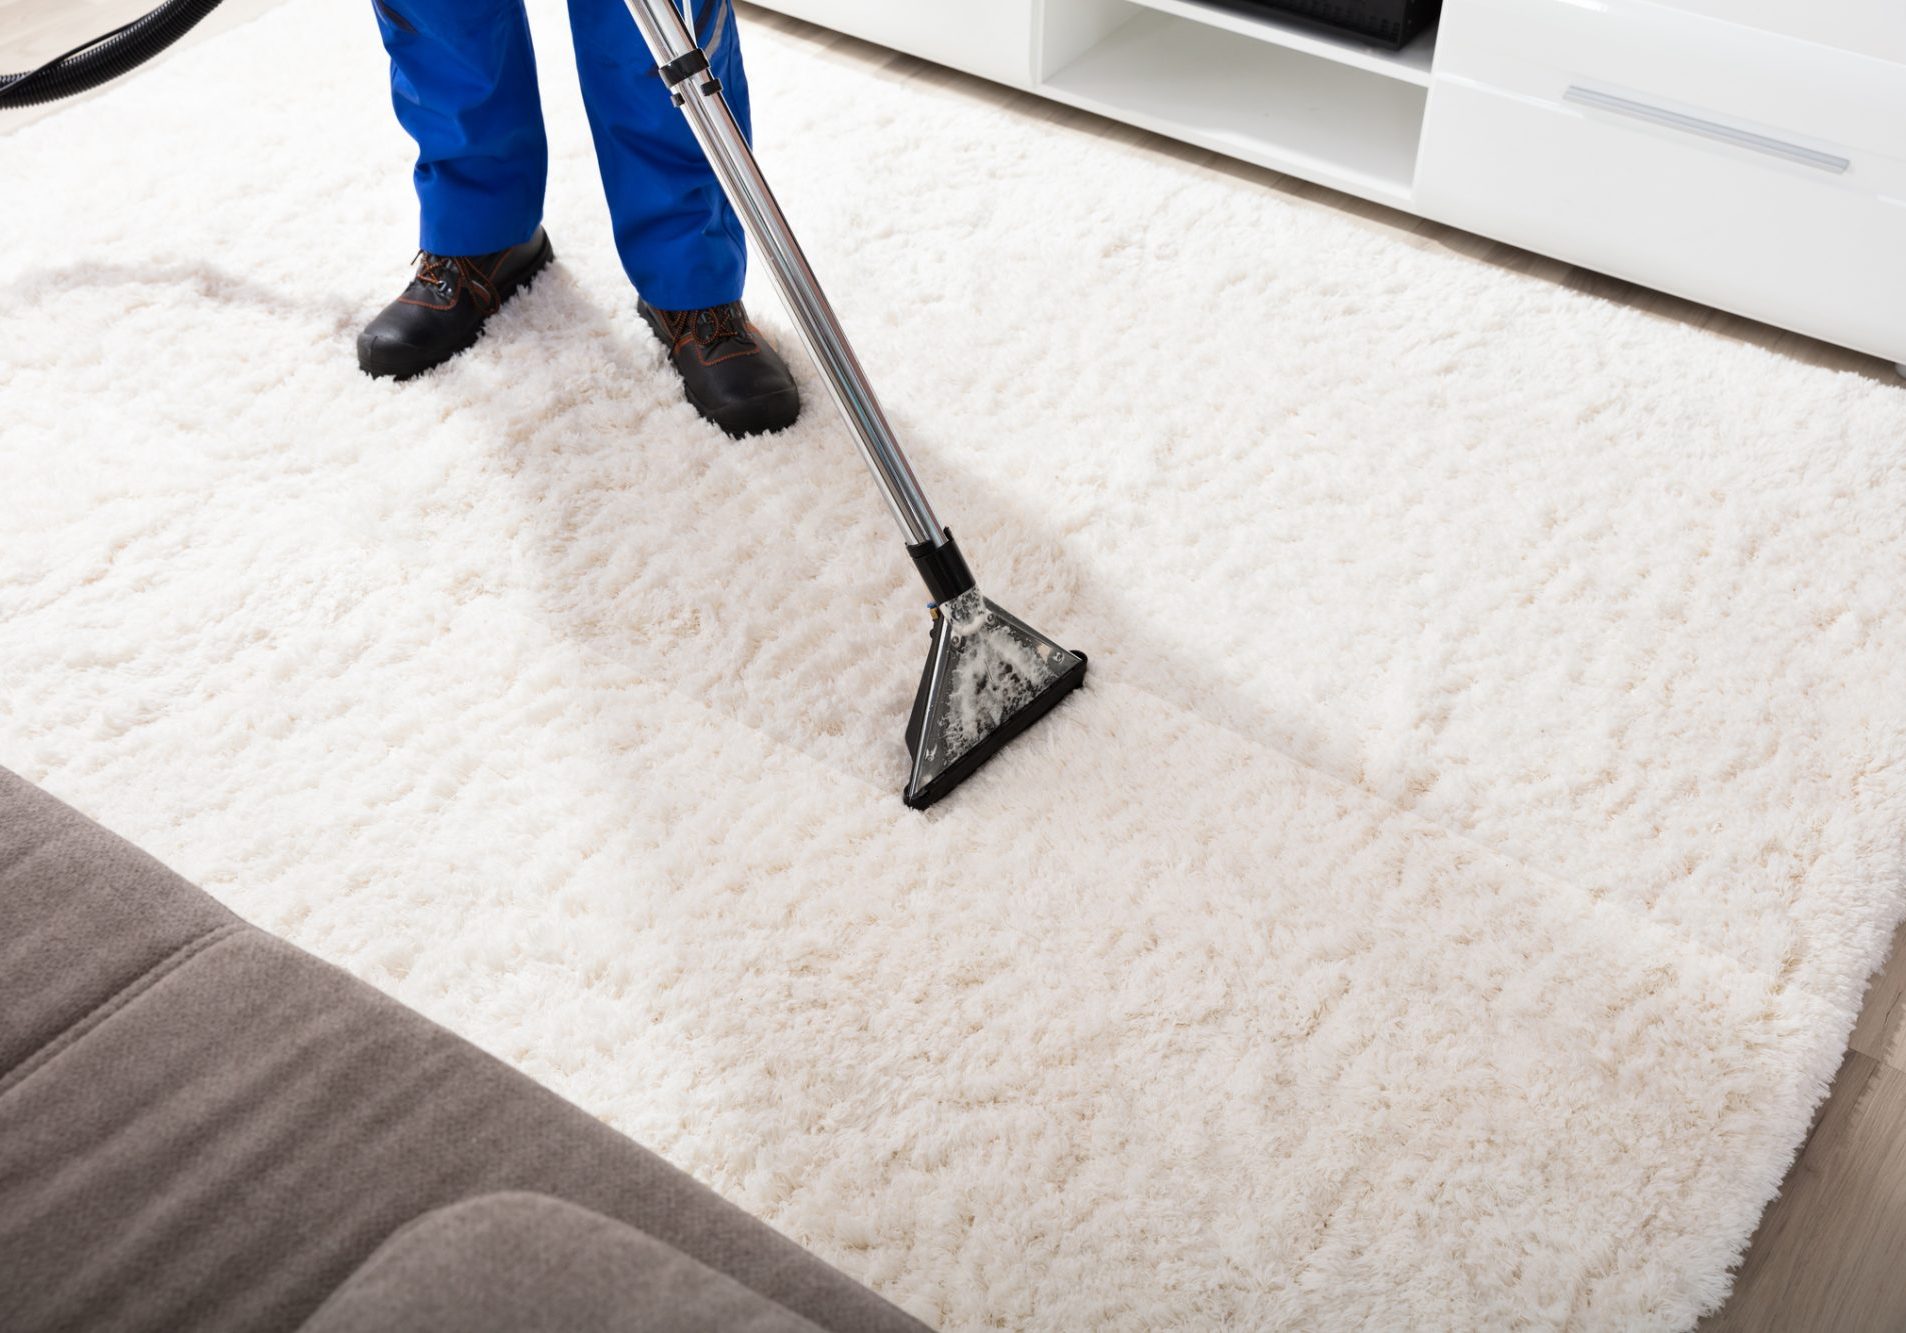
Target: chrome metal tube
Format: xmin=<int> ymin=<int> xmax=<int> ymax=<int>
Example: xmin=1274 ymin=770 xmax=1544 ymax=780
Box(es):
xmin=621 ymin=0 xmax=945 ymax=548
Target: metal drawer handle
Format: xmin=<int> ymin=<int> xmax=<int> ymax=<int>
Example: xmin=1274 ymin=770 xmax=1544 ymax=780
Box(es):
xmin=1563 ymin=85 xmax=1850 ymax=175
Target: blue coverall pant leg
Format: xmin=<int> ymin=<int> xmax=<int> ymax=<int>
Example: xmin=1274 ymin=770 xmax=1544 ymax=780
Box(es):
xmin=372 ymin=0 xmax=750 ymax=309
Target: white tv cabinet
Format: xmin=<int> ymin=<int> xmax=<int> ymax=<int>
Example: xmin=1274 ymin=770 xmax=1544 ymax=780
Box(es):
xmin=747 ymin=0 xmax=1906 ymax=370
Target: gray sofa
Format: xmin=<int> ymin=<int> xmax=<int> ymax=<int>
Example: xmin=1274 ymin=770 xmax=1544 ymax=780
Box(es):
xmin=0 ymin=768 xmax=930 ymax=1333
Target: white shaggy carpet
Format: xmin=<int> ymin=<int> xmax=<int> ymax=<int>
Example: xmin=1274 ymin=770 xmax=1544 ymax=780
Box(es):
xmin=4 ymin=3 xmax=1906 ymax=1327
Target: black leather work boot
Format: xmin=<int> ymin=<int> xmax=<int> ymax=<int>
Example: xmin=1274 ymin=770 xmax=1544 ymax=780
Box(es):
xmin=638 ymin=298 xmax=801 ymax=438
xmin=357 ymin=228 xmax=554 ymax=380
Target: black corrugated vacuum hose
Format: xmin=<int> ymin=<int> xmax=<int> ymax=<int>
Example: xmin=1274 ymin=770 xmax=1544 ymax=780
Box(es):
xmin=0 ymin=0 xmax=227 ymax=109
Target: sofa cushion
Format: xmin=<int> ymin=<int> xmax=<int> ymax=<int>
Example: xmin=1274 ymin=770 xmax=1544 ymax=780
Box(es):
xmin=299 ymin=1192 xmax=826 ymax=1333
xmin=0 ymin=769 xmax=927 ymax=1333
xmin=0 ymin=769 xmax=239 ymax=1077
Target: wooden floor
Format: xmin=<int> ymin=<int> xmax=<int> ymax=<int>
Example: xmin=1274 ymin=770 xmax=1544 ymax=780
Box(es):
xmin=5 ymin=2 xmax=1904 ymax=1326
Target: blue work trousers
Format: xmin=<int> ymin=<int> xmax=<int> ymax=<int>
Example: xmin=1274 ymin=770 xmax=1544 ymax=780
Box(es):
xmin=372 ymin=0 xmax=749 ymax=308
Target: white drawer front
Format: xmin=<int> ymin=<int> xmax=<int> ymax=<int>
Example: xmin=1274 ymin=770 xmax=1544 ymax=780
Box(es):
xmin=1622 ymin=0 xmax=1906 ymax=66
xmin=743 ymin=0 xmax=1036 ymax=87
xmin=1416 ymin=77 xmax=1906 ymax=363
xmin=1434 ymin=0 xmax=1906 ymax=167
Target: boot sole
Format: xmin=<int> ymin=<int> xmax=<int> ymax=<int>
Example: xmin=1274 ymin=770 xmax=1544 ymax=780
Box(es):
xmin=358 ymin=234 xmax=556 ymax=382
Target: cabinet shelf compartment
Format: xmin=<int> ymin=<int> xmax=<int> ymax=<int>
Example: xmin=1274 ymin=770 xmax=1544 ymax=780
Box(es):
xmin=1039 ymin=5 xmax=1429 ymax=205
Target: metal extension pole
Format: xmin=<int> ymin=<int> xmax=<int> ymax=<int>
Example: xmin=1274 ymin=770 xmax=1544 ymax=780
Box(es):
xmin=621 ymin=0 xmax=946 ymax=551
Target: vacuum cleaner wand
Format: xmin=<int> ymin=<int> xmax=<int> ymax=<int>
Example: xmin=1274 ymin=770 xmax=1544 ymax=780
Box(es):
xmin=624 ymin=0 xmax=1085 ymax=808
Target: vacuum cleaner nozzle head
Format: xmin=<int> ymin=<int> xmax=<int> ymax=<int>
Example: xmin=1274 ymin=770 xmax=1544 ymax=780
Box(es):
xmin=902 ymin=588 xmax=1087 ymax=809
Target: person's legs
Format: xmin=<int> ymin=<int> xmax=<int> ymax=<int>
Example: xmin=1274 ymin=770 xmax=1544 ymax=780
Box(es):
xmin=566 ymin=0 xmax=751 ymax=309
xmin=566 ymin=0 xmax=794 ymax=436
xmin=374 ymin=0 xmax=549 ymax=256
xmin=360 ymin=0 xmax=556 ymax=377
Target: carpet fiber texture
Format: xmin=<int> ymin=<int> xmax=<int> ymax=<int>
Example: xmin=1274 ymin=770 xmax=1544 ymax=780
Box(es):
xmin=4 ymin=3 xmax=1906 ymax=1327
